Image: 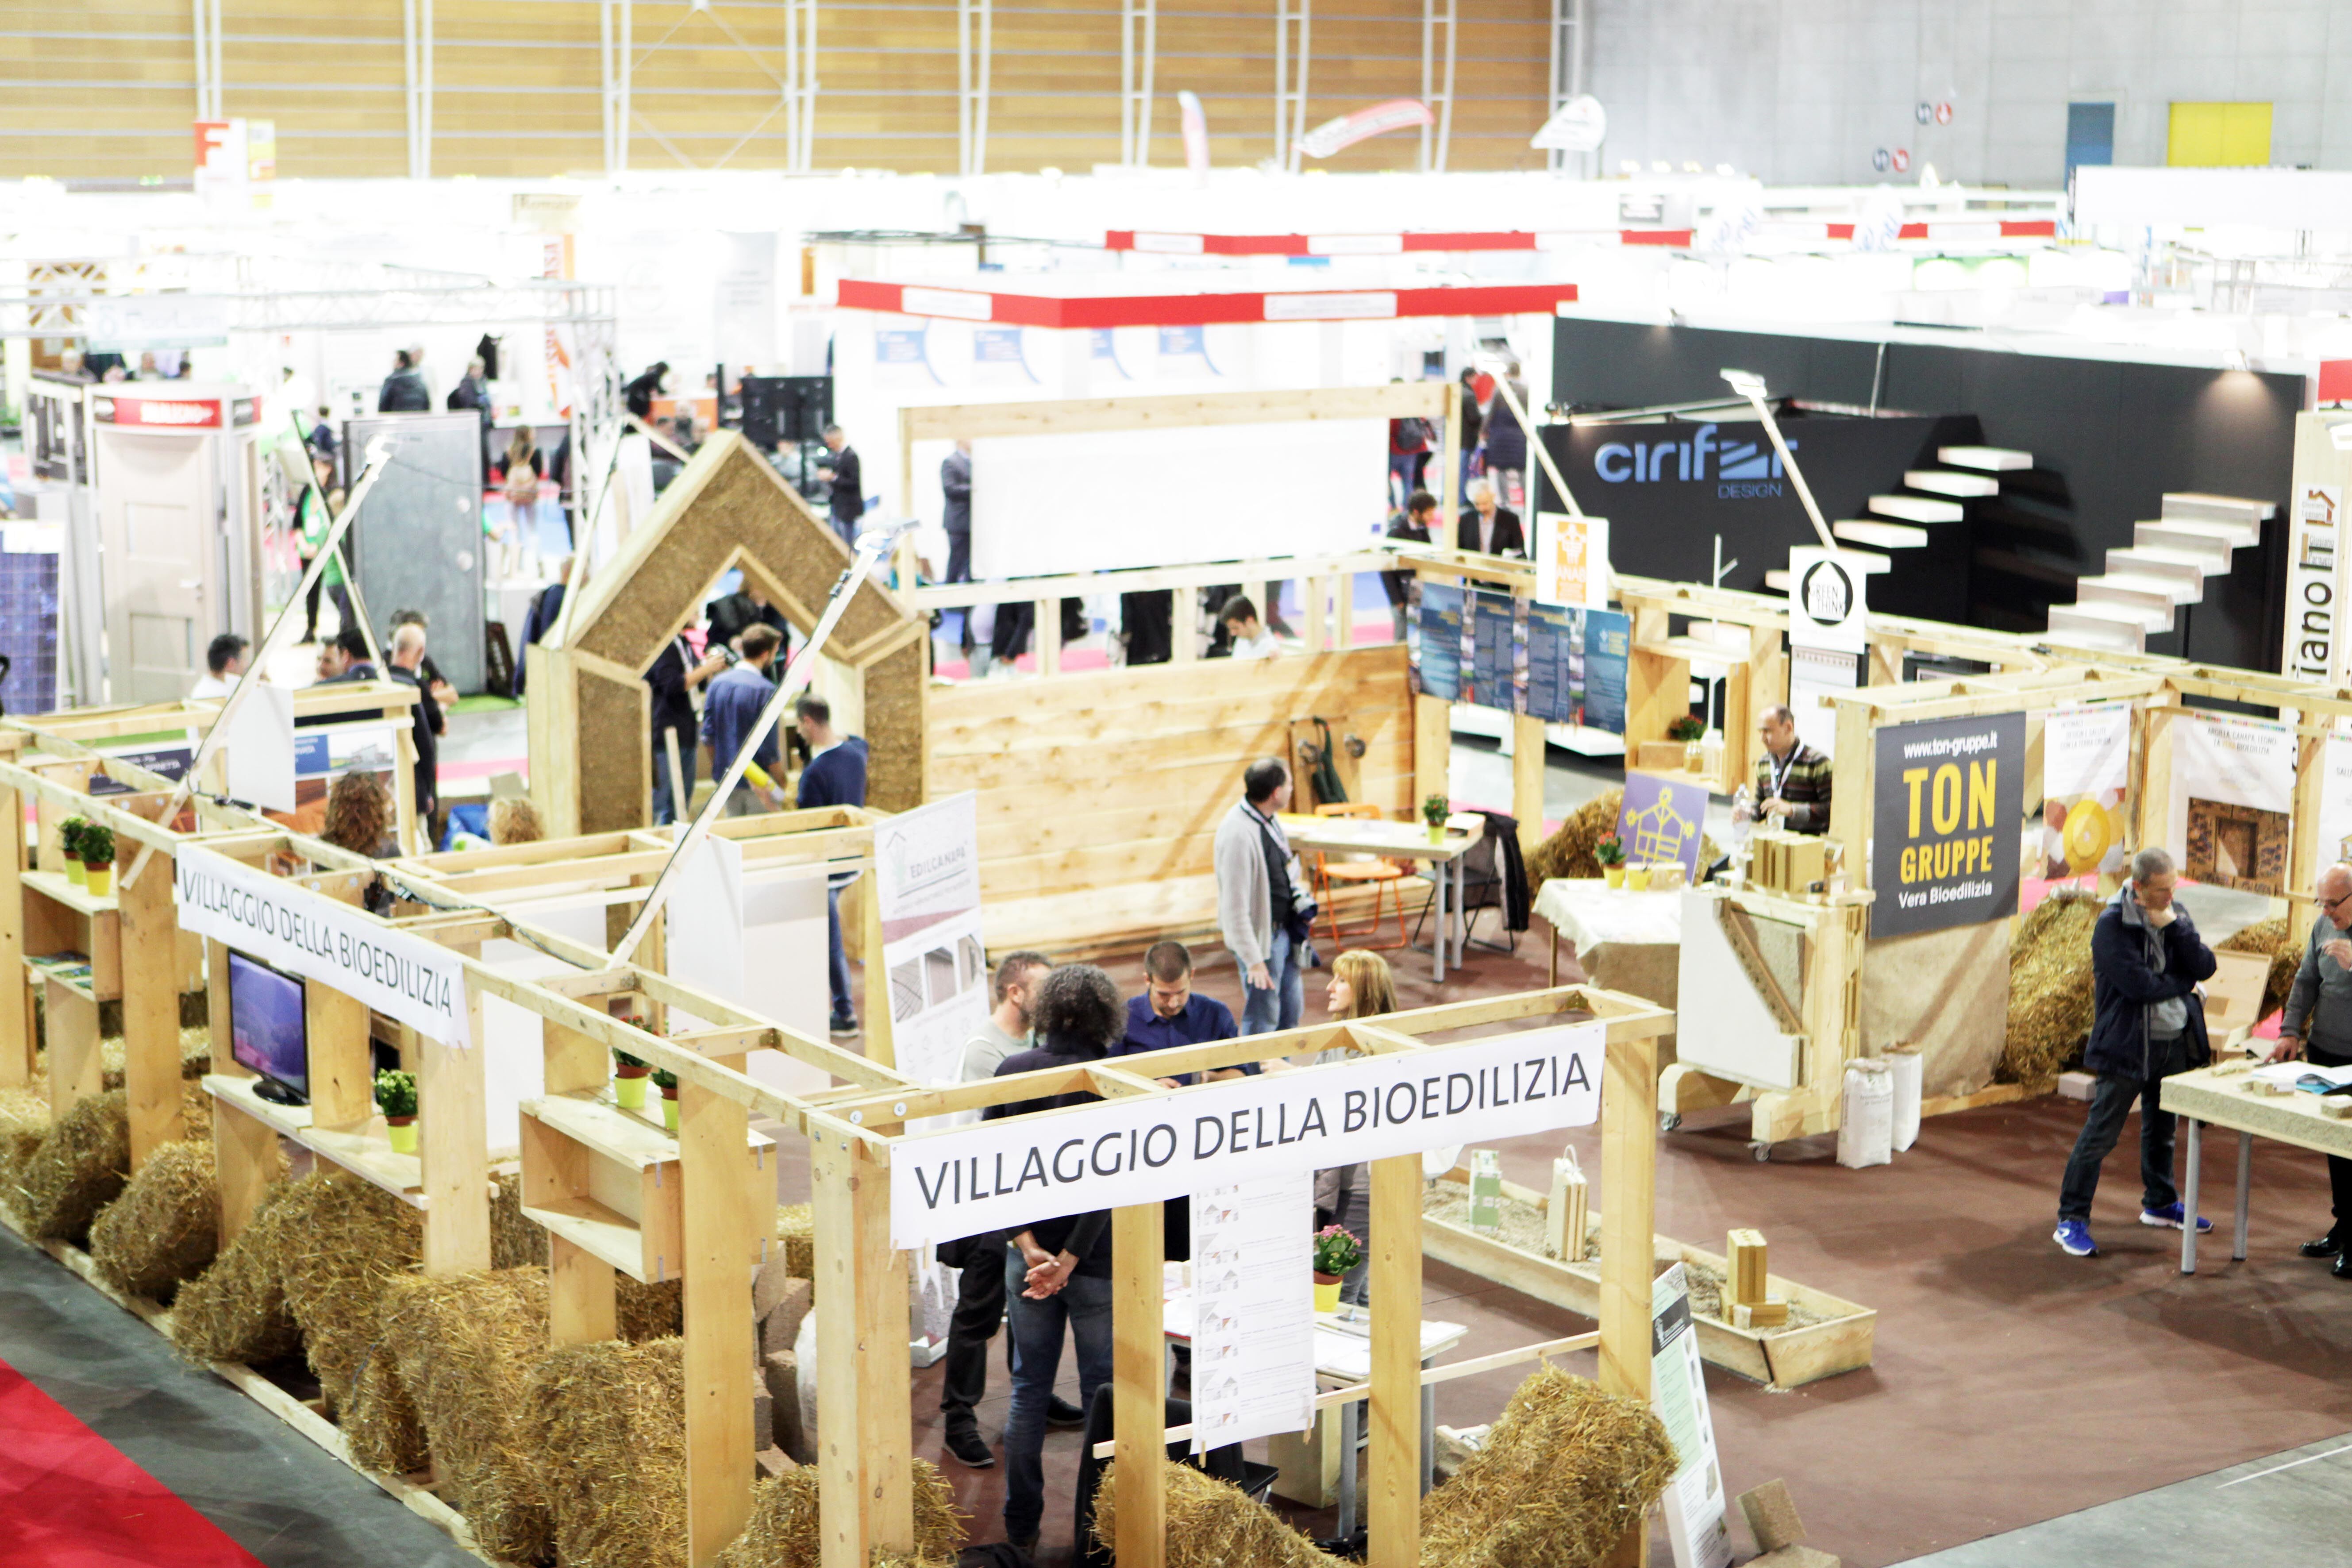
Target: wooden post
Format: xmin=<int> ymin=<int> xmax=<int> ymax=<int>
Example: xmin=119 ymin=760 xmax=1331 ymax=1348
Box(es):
xmin=681 ymin=1074 xmax=760 ymax=1568
xmin=1111 ymin=1200 xmax=1167 ymax=1568
xmin=1828 ymin=696 xmax=1875 ymax=891
xmin=2135 ymin=703 xmax=2175 ymax=868
xmin=862 ymin=866 xmax=893 ymax=1069
xmin=45 ymin=980 xmax=101 ymax=1114
xmin=2290 ymin=727 xmax=2327 ymax=922
xmin=1511 ymin=713 xmax=1547 ymax=854
xmin=1305 ymin=574 xmax=1329 ymax=653
xmin=0 ymin=781 xmax=27 ymax=1089
xmin=1366 ymin=1152 xmax=1424 ymax=1568
xmin=1596 ymin=1033 xmax=1658 ymax=1568
xmin=812 ymin=1133 xmax=913 ymax=1568
xmin=305 ymin=976 xmax=374 ymax=1131
xmin=205 ymin=939 xmax=245 ymax=1078
xmin=118 ymin=840 xmax=182 ymax=1170
xmin=543 ymin=1016 xmax=620 ymax=1345
xmin=1438 ymin=380 xmax=1460 ymax=524
xmin=213 ymin=1098 xmax=276 ymax=1245
xmin=1035 ymin=600 xmax=1060 ymax=677
xmin=416 ymin=987 xmax=491 ymax=1278
xmin=1414 ymin=693 xmax=1451 ymax=818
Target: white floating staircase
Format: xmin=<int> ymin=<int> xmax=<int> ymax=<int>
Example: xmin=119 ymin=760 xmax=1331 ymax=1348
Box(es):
xmin=1817 ymin=444 xmax=2032 ymax=582
xmin=2044 ymin=492 xmax=2276 ymax=654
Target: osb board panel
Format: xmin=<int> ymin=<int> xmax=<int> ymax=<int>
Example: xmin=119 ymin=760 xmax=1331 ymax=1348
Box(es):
xmin=570 ymin=434 xmax=911 ymax=675
xmin=929 ymin=645 xmax=1413 ymax=900
xmin=863 ymin=638 xmax=925 ymax=815
xmin=578 ymin=667 xmax=654 ymax=837
xmin=1864 ymin=920 xmax=2010 ymax=1099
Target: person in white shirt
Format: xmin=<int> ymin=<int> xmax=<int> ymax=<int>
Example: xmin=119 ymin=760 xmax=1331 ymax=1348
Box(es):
xmin=1218 ymin=593 xmax=1282 ymax=661
xmin=190 ymin=633 xmax=249 ymax=699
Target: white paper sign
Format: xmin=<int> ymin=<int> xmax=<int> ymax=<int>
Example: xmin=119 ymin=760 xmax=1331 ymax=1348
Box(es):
xmin=1787 ymin=644 xmax=1858 ymax=762
xmin=1787 ymin=547 xmax=1867 ymax=655
xmin=2166 ymin=715 xmax=2296 ymax=892
xmin=223 ymin=683 xmax=296 ymax=813
xmin=1191 ymin=1171 xmax=1317 ymax=1452
xmin=874 ymin=792 xmax=982 ymax=930
xmin=890 ymin=1021 xmax=1601 ymax=1248
xmin=1535 ymin=512 xmax=1610 ymax=611
xmin=872 ymin=792 xmax=990 ymax=1092
xmin=2317 ymin=729 xmax=2352 ymax=870
xmin=174 ymin=847 xmax=473 ymax=1048
xmin=1651 ymin=1264 xmax=1734 ymax=1568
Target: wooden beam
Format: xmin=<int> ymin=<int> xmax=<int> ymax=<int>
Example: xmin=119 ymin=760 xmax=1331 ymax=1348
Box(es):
xmin=1596 ymin=1033 xmax=1658 ymax=1568
xmin=681 ymin=1074 xmax=759 ymax=1568
xmin=0 ymin=780 xmax=28 ymax=1089
xmin=812 ymin=1133 xmax=914 ymax=1568
xmin=862 ymin=867 xmax=892 ymax=1070
xmin=548 ymin=1235 xmax=619 ymax=1346
xmin=1111 ymin=1200 xmax=1167 ymax=1568
xmin=900 ymin=384 xmax=1448 ymax=445
xmin=1511 ymin=713 xmax=1547 ymax=855
xmin=1366 ymin=1152 xmax=1423 ymax=1568
xmin=1414 ymin=694 xmax=1451 ymax=821
xmin=416 ymin=990 xmax=492 ymax=1278
xmin=118 ymin=841 xmax=184 ymax=1169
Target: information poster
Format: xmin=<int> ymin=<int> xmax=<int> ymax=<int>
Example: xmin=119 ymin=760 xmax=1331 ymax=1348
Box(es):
xmin=1190 ymin=1171 xmax=1317 ymax=1452
xmin=268 ymin=722 xmax=401 ymax=840
xmin=1535 ymin=512 xmax=1610 ymax=611
xmin=1465 ymin=589 xmax=1516 ymax=711
xmin=1618 ymin=771 xmax=1705 ymax=882
xmin=1523 ymin=603 xmax=1629 ymax=733
xmin=875 ymin=793 xmax=989 ymax=1089
xmin=1415 ymin=583 xmax=1464 ymax=701
xmin=2167 ymin=715 xmax=2296 ymax=896
xmin=1870 ymin=711 xmax=2026 ymax=938
xmin=1787 ymin=646 xmax=1859 ymax=761
xmin=1650 ymin=1264 xmax=1734 ymax=1568
xmin=2317 ymin=727 xmax=2352 ymax=871
xmin=2039 ymin=705 xmax=2131 ymax=880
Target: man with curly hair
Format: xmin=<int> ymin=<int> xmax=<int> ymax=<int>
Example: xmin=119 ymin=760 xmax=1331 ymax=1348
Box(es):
xmin=984 ymin=962 xmax=1126 ymax=1554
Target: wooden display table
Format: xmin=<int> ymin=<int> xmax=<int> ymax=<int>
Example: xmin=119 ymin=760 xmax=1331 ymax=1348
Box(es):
xmin=1277 ymin=813 xmax=1484 ymax=981
xmin=2161 ymin=1062 xmax=2352 ymax=1275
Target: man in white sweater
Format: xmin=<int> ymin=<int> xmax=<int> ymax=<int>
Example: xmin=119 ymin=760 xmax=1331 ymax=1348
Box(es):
xmin=1214 ymin=756 xmax=1313 ymax=1035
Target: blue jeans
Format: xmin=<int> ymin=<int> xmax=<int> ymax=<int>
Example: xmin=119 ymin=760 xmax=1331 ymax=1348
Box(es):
xmin=1002 ymin=1246 xmax=1113 ymax=1540
xmin=1241 ymin=927 xmax=1305 ymax=1036
xmin=650 ymin=725 xmax=696 ymax=825
xmin=826 ymin=885 xmax=854 ymax=1023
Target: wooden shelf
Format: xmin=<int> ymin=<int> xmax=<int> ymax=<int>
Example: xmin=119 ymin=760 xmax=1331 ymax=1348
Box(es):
xmin=23 ymin=868 xmax=119 ymax=917
xmin=516 ymin=1092 xmax=774 ymax=1284
xmin=25 ymin=954 xmax=100 ymax=1004
xmin=521 ymin=1194 xmax=664 ymax=1280
xmin=205 ymin=1073 xmax=427 ymax=1209
xmin=523 ymin=1090 xmax=772 ymax=1166
xmin=1633 ymin=636 xmax=1755 ymax=667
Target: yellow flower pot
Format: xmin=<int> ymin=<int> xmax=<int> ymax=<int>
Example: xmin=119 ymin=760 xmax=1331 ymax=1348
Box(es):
xmin=662 ymin=1095 xmax=680 ymax=1132
xmin=614 ymin=1071 xmax=649 ymax=1110
xmin=84 ymin=864 xmax=113 ymax=897
xmin=386 ymin=1117 xmax=419 ymax=1155
xmin=1603 ymin=865 xmax=1625 ymax=889
xmin=1626 ymin=865 xmax=1651 ymax=892
xmin=1426 ymin=823 xmax=1446 ymax=843
xmin=1313 ymin=1276 xmax=1343 ymax=1314
xmin=64 ymin=857 xmax=85 ymax=887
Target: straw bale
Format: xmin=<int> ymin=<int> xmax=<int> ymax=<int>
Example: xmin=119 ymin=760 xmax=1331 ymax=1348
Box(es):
xmin=774 ymin=1203 xmax=816 ymax=1284
xmin=277 ymin=1175 xmax=425 ymax=1470
xmin=528 ymin=1336 xmax=689 ymax=1568
xmin=1526 ymin=790 xmax=1622 ymax=893
xmin=2001 ymin=891 xmax=2102 ymax=1083
xmin=2220 ymin=917 xmax=2301 ymax=1021
xmin=620 ymin=1275 xmax=684 ymax=1340
xmin=490 ymin=1169 xmax=549 ymax=1270
xmin=375 ymin=1266 xmax=555 ymax=1564
xmin=1418 ymin=1365 xmax=1675 ymax=1568
xmin=13 ymin=1087 xmax=129 ymax=1241
xmin=171 ymin=1174 xmax=316 ymax=1364
xmin=0 ymin=1085 xmax=48 ymax=1192
xmin=87 ymin=1137 xmax=228 ymax=1301
xmin=1093 ymin=1460 xmax=1338 ymax=1568
xmin=712 ymin=1459 xmax=963 ymax=1568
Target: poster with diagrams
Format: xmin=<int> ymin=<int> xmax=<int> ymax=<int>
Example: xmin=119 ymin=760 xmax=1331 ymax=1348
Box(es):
xmin=1651 ymin=1263 xmax=1733 ymax=1568
xmin=1190 ymin=1171 xmax=1317 ymax=1453
xmin=875 ymin=792 xmax=989 ymax=1089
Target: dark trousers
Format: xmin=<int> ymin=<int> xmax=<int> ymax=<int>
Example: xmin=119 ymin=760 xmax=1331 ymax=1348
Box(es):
xmin=651 ymin=724 xmax=697 ymax=825
xmin=1002 ymin=1246 xmax=1112 ymax=1540
xmin=2312 ymin=1042 xmax=2352 ymax=1231
xmin=825 ymin=886 xmax=853 ymax=1022
xmin=940 ymin=1235 xmax=1009 ymax=1433
xmin=1121 ymin=590 xmax=1172 ymax=665
xmin=2058 ymin=1059 xmax=2181 ymax=1223
xmin=990 ymin=601 xmax=1033 ymax=663
xmin=946 ymin=529 xmax=972 ymax=585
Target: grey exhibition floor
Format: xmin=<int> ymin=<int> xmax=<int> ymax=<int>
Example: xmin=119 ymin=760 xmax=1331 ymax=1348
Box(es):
xmin=0 ymin=1222 xmax=483 ymax=1568
xmin=1889 ymin=1433 xmax=2352 ymax=1568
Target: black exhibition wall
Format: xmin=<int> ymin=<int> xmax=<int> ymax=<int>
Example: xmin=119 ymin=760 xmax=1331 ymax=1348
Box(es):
xmin=1549 ymin=318 xmax=2302 ymax=671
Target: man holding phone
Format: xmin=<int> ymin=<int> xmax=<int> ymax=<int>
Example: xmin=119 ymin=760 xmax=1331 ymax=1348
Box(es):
xmin=2267 ymin=862 xmax=2352 ymax=1275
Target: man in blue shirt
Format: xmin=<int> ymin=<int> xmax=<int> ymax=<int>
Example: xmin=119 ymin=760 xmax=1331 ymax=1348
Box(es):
xmin=700 ymin=624 xmax=782 ymax=816
xmin=794 ymin=694 xmax=869 ymax=1036
xmin=1114 ymin=941 xmax=1253 ymax=1086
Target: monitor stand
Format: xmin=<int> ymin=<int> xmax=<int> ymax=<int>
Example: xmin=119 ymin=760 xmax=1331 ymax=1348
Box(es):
xmin=251 ymin=1077 xmax=308 ymax=1108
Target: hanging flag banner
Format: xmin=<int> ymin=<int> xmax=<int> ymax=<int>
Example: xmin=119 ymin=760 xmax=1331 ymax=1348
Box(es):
xmin=2167 ymin=715 xmax=2295 ymax=895
xmin=1299 ymin=99 xmax=1436 ymax=160
xmin=174 ymin=847 xmax=473 ymax=1048
xmin=1871 ymin=711 xmax=2026 ymax=937
xmin=2038 ymin=705 xmax=2130 ymax=880
xmin=889 ymin=1020 xmax=1601 ymax=1248
xmin=1536 ymin=512 xmax=1610 ymax=611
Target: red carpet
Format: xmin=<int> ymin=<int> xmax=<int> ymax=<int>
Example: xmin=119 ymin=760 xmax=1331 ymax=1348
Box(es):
xmin=0 ymin=1357 xmax=265 ymax=1568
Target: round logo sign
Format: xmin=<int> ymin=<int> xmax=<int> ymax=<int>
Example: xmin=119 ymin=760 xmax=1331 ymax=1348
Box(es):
xmin=1800 ymin=559 xmax=1855 ymax=628
xmin=1891 ymin=147 xmax=1911 ymax=173
xmin=1872 ymin=147 xmax=1890 ymax=173
xmin=1916 ymin=102 xmax=1932 ymax=125
xmin=1935 ymin=101 xmax=1953 ymax=125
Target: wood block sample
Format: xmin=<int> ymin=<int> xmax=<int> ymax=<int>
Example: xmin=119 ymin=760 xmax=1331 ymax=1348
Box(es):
xmin=1727 ymin=1228 xmax=1769 ymax=1307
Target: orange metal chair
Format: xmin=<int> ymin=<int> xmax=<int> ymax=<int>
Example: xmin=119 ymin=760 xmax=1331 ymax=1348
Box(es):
xmin=1309 ymin=802 xmax=1413 ymax=950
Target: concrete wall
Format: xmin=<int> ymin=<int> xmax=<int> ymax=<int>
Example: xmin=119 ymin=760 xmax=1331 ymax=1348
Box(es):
xmin=1587 ymin=0 xmax=2352 ymax=189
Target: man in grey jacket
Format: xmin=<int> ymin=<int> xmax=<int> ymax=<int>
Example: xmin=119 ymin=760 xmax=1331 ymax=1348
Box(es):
xmin=2266 ymin=861 xmax=2352 ymax=1275
xmin=1214 ymin=757 xmax=1313 ymax=1036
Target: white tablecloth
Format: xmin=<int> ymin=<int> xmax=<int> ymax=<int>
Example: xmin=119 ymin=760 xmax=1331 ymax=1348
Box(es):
xmin=1532 ymin=880 xmax=1685 ymax=950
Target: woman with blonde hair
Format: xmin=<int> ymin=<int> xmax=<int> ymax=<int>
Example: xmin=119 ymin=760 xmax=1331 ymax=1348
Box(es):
xmin=488 ymin=796 xmax=544 ymax=847
xmin=321 ymin=769 xmax=394 ymax=858
xmin=1317 ymin=948 xmax=1396 ymax=1306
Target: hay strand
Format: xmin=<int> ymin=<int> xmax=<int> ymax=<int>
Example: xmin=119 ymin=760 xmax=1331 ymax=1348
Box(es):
xmin=376 ymin=1266 xmax=554 ymax=1564
xmin=170 ymin=1173 xmax=314 ymax=1365
xmin=277 ymin=1175 xmax=426 ymax=1472
xmin=1418 ymin=1365 xmax=1675 ymax=1568
xmin=490 ymin=1169 xmax=549 ymax=1270
xmin=13 ymin=1087 xmax=130 ymax=1241
xmin=2002 ymin=890 xmax=2102 ymax=1083
xmin=714 ymin=1460 xmax=962 ymax=1568
xmin=1092 ymin=1460 xmax=1338 ymax=1568
xmin=529 ymin=1336 xmax=689 ymax=1568
xmin=0 ymin=1086 xmax=49 ymax=1194
xmin=87 ymin=1137 xmax=226 ymax=1301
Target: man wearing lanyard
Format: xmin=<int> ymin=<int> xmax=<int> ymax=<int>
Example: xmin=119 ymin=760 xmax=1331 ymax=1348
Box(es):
xmin=1214 ymin=758 xmax=1316 ymax=1036
xmin=1739 ymin=703 xmax=1832 ymax=836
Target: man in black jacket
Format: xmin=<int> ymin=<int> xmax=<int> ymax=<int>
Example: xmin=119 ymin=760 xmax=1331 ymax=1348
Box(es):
xmin=385 ymin=622 xmax=441 ymax=823
xmin=986 ymin=964 xmax=1125 ymax=1555
xmin=1383 ymin=490 xmax=1438 ymax=640
xmin=645 ymin=632 xmax=728 ymax=824
xmin=447 ymin=356 xmax=493 ymax=461
xmin=816 ymin=424 xmax=862 ymax=549
xmin=2054 ymin=847 xmax=2216 ymax=1257
xmin=941 ymin=439 xmax=974 ymax=584
xmin=377 ymin=349 xmax=430 ymax=412
xmin=1456 ymin=477 xmax=1524 ymax=556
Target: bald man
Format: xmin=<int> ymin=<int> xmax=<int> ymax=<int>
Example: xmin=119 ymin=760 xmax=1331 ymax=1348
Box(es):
xmin=2269 ymin=862 xmax=2352 ymax=1275
xmin=385 ymin=621 xmax=440 ymax=821
xmin=1738 ymin=704 xmax=1832 ymax=836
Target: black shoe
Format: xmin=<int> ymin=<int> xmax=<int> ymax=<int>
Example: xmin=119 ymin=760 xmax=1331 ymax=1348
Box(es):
xmin=944 ymin=1427 xmax=995 ymax=1468
xmin=2302 ymin=1232 xmax=2343 ymax=1259
xmin=1046 ymin=1395 xmax=1085 ymax=1429
xmin=1009 ymin=1533 xmax=1039 ymax=1558
xmin=828 ymin=1013 xmax=859 ymax=1039
xmin=2334 ymin=1251 xmax=2352 ymax=1281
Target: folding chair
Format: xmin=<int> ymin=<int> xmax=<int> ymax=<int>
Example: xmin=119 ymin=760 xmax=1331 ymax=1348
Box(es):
xmin=1308 ymin=802 xmax=1413 ymax=951
xmin=1408 ymin=811 xmax=1521 ymax=957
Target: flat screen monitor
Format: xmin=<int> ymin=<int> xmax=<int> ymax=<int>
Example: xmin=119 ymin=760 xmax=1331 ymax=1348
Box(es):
xmin=228 ymin=950 xmax=309 ymax=1105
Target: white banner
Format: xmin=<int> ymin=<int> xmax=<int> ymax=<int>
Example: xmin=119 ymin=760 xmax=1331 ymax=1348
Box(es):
xmin=2167 ymin=715 xmax=2296 ymax=894
xmin=1191 ymin=1171 xmax=1317 ymax=1451
xmin=1787 ymin=547 xmax=1867 ymax=655
xmin=874 ymin=791 xmax=981 ymax=930
xmin=2317 ymin=729 xmax=2352 ymax=872
xmin=891 ymin=1021 xmax=1601 ymax=1248
xmin=174 ymin=847 xmax=473 ymax=1048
